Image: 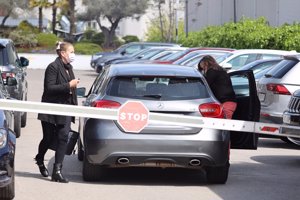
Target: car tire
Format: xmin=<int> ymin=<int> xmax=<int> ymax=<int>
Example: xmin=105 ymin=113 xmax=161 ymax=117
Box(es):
xmin=77 ymin=138 xmax=84 ymax=161
xmin=14 ymin=112 xmax=21 ymax=138
xmin=21 ymin=111 xmax=27 ymax=128
xmin=287 ymin=137 xmax=300 ymax=146
xmin=82 ymin=154 xmax=106 ymax=181
xmin=205 ymin=161 xmax=230 ymax=184
xmin=230 ymin=132 xmax=258 ymax=149
xmin=0 ymin=166 xmax=15 ymax=199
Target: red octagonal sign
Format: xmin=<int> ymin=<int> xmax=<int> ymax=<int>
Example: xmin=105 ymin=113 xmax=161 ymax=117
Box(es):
xmin=117 ymin=101 xmax=149 ymax=133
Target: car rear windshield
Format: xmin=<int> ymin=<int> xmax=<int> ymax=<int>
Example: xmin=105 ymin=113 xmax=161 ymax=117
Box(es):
xmin=264 ymin=59 xmax=298 ymax=78
xmin=107 ymin=76 xmax=209 ymax=100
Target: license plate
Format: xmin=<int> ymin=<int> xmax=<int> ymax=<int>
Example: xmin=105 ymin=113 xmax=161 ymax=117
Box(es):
xmin=283 ymin=114 xmax=291 ymax=124
xmin=258 ymin=93 xmax=265 ymax=101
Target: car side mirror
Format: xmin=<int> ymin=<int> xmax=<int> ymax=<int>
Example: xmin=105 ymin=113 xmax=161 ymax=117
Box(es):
xmin=20 ymin=57 xmax=29 ymax=67
xmin=7 ymin=77 xmax=17 ymax=86
xmin=120 ymin=51 xmax=126 ymax=55
xmin=222 ymin=63 xmax=232 ymax=70
xmin=77 ymin=87 xmax=86 ymax=97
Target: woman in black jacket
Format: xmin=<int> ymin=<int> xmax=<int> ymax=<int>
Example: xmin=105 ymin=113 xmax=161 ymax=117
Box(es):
xmin=35 ymin=41 xmax=79 ymax=183
xmin=198 ymin=55 xmax=237 ymax=119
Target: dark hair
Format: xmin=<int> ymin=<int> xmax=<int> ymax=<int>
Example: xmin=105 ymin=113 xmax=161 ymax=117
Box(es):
xmin=56 ymin=41 xmax=73 ymax=56
xmin=198 ymin=55 xmax=223 ymax=71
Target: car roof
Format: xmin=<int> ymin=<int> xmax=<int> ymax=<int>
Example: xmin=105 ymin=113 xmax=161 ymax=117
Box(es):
xmin=108 ymin=63 xmax=200 ymax=77
xmin=0 ymin=38 xmax=12 ymax=47
xmin=230 ymin=49 xmax=297 ymax=55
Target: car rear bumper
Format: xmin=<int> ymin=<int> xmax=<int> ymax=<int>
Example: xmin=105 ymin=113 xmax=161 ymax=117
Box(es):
xmin=83 ymin=119 xmax=230 ymax=168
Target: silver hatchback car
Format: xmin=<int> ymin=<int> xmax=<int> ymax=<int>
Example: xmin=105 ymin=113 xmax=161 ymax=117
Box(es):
xmin=257 ymin=55 xmax=300 ymax=145
xmin=78 ymin=64 xmax=259 ymax=184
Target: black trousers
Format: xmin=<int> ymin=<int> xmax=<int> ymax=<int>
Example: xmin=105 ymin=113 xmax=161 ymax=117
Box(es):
xmin=36 ymin=117 xmax=71 ymax=164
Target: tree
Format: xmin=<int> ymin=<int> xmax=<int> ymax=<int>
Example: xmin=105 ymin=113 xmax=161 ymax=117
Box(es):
xmin=150 ymin=0 xmax=178 ymax=42
xmin=0 ymin=0 xmax=27 ymax=28
xmin=29 ymin=0 xmax=52 ymax=32
xmin=51 ymin=0 xmax=68 ymax=34
xmin=80 ymin=0 xmax=149 ymax=47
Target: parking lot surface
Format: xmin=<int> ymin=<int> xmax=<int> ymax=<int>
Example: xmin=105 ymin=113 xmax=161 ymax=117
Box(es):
xmin=14 ymin=68 xmax=300 ymax=200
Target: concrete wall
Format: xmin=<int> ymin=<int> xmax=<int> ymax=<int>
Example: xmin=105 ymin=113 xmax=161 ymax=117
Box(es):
xmin=188 ymin=0 xmax=300 ymax=32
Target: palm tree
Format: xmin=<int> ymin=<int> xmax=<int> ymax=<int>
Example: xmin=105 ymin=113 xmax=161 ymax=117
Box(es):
xmin=51 ymin=0 xmax=68 ymax=34
xmin=29 ymin=0 xmax=52 ymax=32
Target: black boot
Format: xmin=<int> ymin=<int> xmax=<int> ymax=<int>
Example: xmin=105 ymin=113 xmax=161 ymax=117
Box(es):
xmin=34 ymin=157 xmax=49 ymax=177
xmin=51 ymin=163 xmax=69 ymax=183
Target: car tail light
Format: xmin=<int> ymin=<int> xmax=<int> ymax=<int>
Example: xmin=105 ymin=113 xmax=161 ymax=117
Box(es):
xmin=266 ymin=83 xmax=291 ymax=95
xmin=199 ymin=103 xmax=224 ymax=118
xmin=1 ymin=72 xmax=15 ymax=84
xmin=91 ymin=100 xmax=121 ymax=108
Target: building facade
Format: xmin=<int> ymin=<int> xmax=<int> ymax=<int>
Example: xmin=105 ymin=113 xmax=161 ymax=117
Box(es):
xmin=187 ymin=0 xmax=300 ymax=32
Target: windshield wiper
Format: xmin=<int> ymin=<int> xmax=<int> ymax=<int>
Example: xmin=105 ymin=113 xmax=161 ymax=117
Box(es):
xmin=143 ymin=94 xmax=162 ymax=99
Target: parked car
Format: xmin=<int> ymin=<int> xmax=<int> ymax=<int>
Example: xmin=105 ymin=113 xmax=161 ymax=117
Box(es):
xmin=90 ymin=42 xmax=181 ymax=69
xmin=95 ymin=46 xmax=187 ymax=73
xmin=155 ymin=47 xmax=235 ymax=64
xmin=257 ymin=55 xmax=300 ymax=123
xmin=237 ymin=58 xmax=283 ymax=83
xmin=0 ymin=74 xmax=17 ymax=199
xmin=0 ymin=38 xmax=29 ymax=137
xmin=282 ymin=89 xmax=300 ymax=146
xmin=77 ymin=63 xmax=259 ymax=184
xmin=218 ymin=49 xmax=296 ymax=71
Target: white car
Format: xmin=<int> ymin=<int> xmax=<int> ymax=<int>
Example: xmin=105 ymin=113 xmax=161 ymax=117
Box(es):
xmin=217 ymin=49 xmax=297 ymax=71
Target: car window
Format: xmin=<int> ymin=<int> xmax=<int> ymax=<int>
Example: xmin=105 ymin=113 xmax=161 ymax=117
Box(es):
xmin=91 ymin=69 xmax=109 ymax=94
xmin=7 ymin=43 xmax=19 ymax=66
xmin=228 ymin=54 xmax=258 ymax=70
xmin=124 ymin=44 xmax=142 ymax=54
xmin=231 ymin=74 xmax=250 ymax=96
xmin=261 ymin=54 xmax=282 ymax=59
xmin=264 ymin=59 xmax=298 ymax=78
xmin=0 ymin=47 xmax=4 ymax=65
xmin=251 ymin=60 xmax=280 ymax=74
xmin=106 ymin=76 xmax=209 ymax=100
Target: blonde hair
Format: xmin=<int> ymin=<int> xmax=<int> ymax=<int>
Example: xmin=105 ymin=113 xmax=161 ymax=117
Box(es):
xmin=56 ymin=41 xmax=73 ymax=56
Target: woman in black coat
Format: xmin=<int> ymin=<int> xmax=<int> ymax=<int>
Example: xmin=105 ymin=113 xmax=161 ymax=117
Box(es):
xmin=35 ymin=41 xmax=79 ymax=183
xmin=198 ymin=55 xmax=237 ymax=119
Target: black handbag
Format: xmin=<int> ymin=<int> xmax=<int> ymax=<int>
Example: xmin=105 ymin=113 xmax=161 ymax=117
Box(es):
xmin=49 ymin=130 xmax=79 ymax=155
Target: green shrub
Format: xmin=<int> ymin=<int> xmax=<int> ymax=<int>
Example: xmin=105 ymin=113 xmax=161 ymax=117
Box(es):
xmin=91 ymin=32 xmax=105 ymax=45
xmin=36 ymin=33 xmax=59 ymax=47
xmin=122 ymin=35 xmax=139 ymax=43
xmin=9 ymin=30 xmax=37 ymax=48
xmin=82 ymin=29 xmax=97 ymax=41
xmin=74 ymin=42 xmax=102 ymax=55
xmin=18 ymin=20 xmax=39 ymax=34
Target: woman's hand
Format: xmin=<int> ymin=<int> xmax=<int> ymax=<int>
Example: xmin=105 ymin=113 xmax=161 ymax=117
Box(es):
xmin=69 ymin=79 xmax=80 ymax=88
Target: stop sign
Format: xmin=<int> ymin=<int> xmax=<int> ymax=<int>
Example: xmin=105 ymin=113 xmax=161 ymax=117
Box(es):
xmin=117 ymin=101 xmax=149 ymax=133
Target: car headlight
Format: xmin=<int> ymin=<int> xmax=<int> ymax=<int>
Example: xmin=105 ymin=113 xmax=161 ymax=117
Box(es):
xmin=0 ymin=129 xmax=8 ymax=148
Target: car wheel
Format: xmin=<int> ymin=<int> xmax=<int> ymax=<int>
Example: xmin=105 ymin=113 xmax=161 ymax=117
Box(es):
xmin=230 ymin=132 xmax=258 ymax=149
xmin=287 ymin=137 xmax=300 ymax=146
xmin=21 ymin=112 xmax=27 ymax=128
xmin=0 ymin=166 xmax=15 ymax=199
xmin=205 ymin=161 xmax=230 ymax=184
xmin=77 ymin=138 xmax=84 ymax=161
xmin=14 ymin=112 xmax=21 ymax=138
xmin=82 ymin=154 xmax=107 ymax=181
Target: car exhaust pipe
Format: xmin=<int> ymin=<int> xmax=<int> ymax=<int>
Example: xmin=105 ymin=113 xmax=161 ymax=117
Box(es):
xmin=189 ymin=159 xmax=201 ymax=166
xmin=117 ymin=157 xmax=130 ymax=165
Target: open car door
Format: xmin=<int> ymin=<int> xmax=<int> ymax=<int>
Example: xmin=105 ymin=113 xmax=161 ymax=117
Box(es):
xmin=229 ymin=70 xmax=261 ymax=149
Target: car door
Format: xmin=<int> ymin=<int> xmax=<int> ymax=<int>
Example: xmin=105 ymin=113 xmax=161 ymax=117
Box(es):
xmin=229 ymin=70 xmax=261 ymax=149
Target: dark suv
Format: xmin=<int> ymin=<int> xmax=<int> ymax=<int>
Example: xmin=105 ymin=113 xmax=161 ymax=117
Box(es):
xmin=0 ymin=38 xmax=29 ymax=137
xmin=282 ymin=89 xmax=300 ymax=146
